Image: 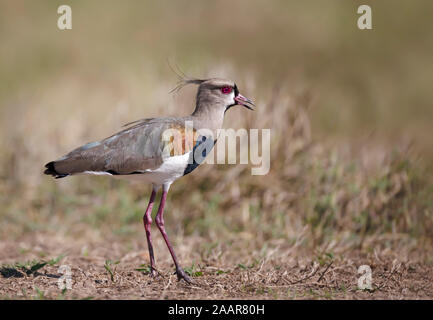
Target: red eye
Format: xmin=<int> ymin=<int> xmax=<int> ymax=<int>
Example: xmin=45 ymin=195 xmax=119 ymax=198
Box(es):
xmin=221 ymin=86 xmax=232 ymax=94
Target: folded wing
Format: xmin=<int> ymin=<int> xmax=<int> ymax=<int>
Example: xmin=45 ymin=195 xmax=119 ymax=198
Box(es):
xmin=44 ymin=117 xmax=194 ymax=178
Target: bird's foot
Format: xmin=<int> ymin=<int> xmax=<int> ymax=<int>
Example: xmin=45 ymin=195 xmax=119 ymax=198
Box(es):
xmin=146 ymin=266 xmax=160 ymax=279
xmin=175 ymin=267 xmax=193 ymax=284
xmin=150 ymin=268 xmax=158 ymax=278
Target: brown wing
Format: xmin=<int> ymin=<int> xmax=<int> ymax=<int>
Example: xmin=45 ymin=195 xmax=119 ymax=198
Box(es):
xmin=44 ymin=117 xmax=197 ymax=178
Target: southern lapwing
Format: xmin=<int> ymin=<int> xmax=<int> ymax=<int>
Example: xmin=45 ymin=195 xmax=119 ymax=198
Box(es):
xmin=44 ymin=78 xmax=254 ymax=283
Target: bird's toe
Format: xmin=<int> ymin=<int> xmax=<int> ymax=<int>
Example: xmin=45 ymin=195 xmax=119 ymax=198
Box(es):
xmin=175 ymin=267 xmax=193 ymax=284
xmin=146 ymin=267 xmax=160 ymax=279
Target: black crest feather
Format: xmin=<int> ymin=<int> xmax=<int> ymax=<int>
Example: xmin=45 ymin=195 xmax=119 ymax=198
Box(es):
xmin=167 ymin=60 xmax=207 ymax=93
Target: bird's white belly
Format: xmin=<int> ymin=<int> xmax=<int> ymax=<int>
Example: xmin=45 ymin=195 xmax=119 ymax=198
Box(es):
xmin=114 ymin=152 xmax=190 ymax=186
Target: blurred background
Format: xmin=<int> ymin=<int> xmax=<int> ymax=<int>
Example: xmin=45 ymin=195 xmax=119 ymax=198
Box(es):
xmin=0 ymin=1 xmax=432 ymax=260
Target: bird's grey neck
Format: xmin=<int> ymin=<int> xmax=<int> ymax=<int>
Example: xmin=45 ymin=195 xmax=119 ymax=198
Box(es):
xmin=190 ymin=105 xmax=225 ymax=132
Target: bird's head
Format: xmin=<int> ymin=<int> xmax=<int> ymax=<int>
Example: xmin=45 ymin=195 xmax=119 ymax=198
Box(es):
xmin=173 ymin=77 xmax=254 ymax=114
xmin=196 ymin=78 xmax=255 ymax=112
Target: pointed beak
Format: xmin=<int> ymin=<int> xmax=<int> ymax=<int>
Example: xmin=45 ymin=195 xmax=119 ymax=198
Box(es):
xmin=234 ymin=94 xmax=255 ymax=110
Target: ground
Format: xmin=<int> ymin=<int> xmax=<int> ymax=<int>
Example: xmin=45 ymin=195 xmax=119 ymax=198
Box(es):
xmin=1 ymin=233 xmax=432 ymax=299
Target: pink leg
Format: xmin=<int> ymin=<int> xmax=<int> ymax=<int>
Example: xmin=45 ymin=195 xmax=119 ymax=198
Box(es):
xmin=143 ymin=188 xmax=157 ymax=277
xmin=155 ymin=187 xmax=192 ymax=283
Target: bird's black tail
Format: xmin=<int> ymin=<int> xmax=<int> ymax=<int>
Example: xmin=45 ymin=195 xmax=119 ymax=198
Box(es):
xmin=44 ymin=161 xmax=69 ymax=179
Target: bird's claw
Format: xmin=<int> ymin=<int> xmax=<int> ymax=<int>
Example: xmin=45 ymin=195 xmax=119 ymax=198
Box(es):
xmin=149 ymin=266 xmax=159 ymax=278
xmin=175 ymin=267 xmax=193 ymax=284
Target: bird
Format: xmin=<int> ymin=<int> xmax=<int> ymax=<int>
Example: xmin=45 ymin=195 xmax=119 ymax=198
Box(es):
xmin=44 ymin=77 xmax=254 ymax=283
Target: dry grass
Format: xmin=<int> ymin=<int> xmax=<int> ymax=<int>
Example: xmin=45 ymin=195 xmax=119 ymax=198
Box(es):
xmin=1 ymin=1 xmax=433 ymax=299
xmin=1 ymin=82 xmax=432 ymax=299
xmin=1 ymin=234 xmax=432 ymax=299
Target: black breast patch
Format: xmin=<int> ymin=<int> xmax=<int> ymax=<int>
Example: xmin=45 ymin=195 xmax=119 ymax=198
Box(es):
xmin=183 ymin=135 xmax=216 ymax=176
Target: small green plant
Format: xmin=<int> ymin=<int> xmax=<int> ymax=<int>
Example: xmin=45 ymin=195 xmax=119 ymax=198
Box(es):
xmin=34 ymin=287 xmax=45 ymax=300
xmin=237 ymin=263 xmax=248 ymax=270
xmin=17 ymin=261 xmax=47 ymax=275
xmin=237 ymin=260 xmax=258 ymax=270
xmin=135 ymin=264 xmax=151 ymax=274
xmin=47 ymin=254 xmax=65 ymax=266
xmin=1 ymin=254 xmax=66 ymax=277
xmin=216 ymin=269 xmax=227 ymax=275
xmin=183 ymin=264 xmax=203 ymax=277
xmin=104 ymin=260 xmax=119 ymax=282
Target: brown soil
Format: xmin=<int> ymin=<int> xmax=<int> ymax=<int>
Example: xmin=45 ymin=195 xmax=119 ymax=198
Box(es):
xmin=1 ymin=235 xmax=432 ymax=300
